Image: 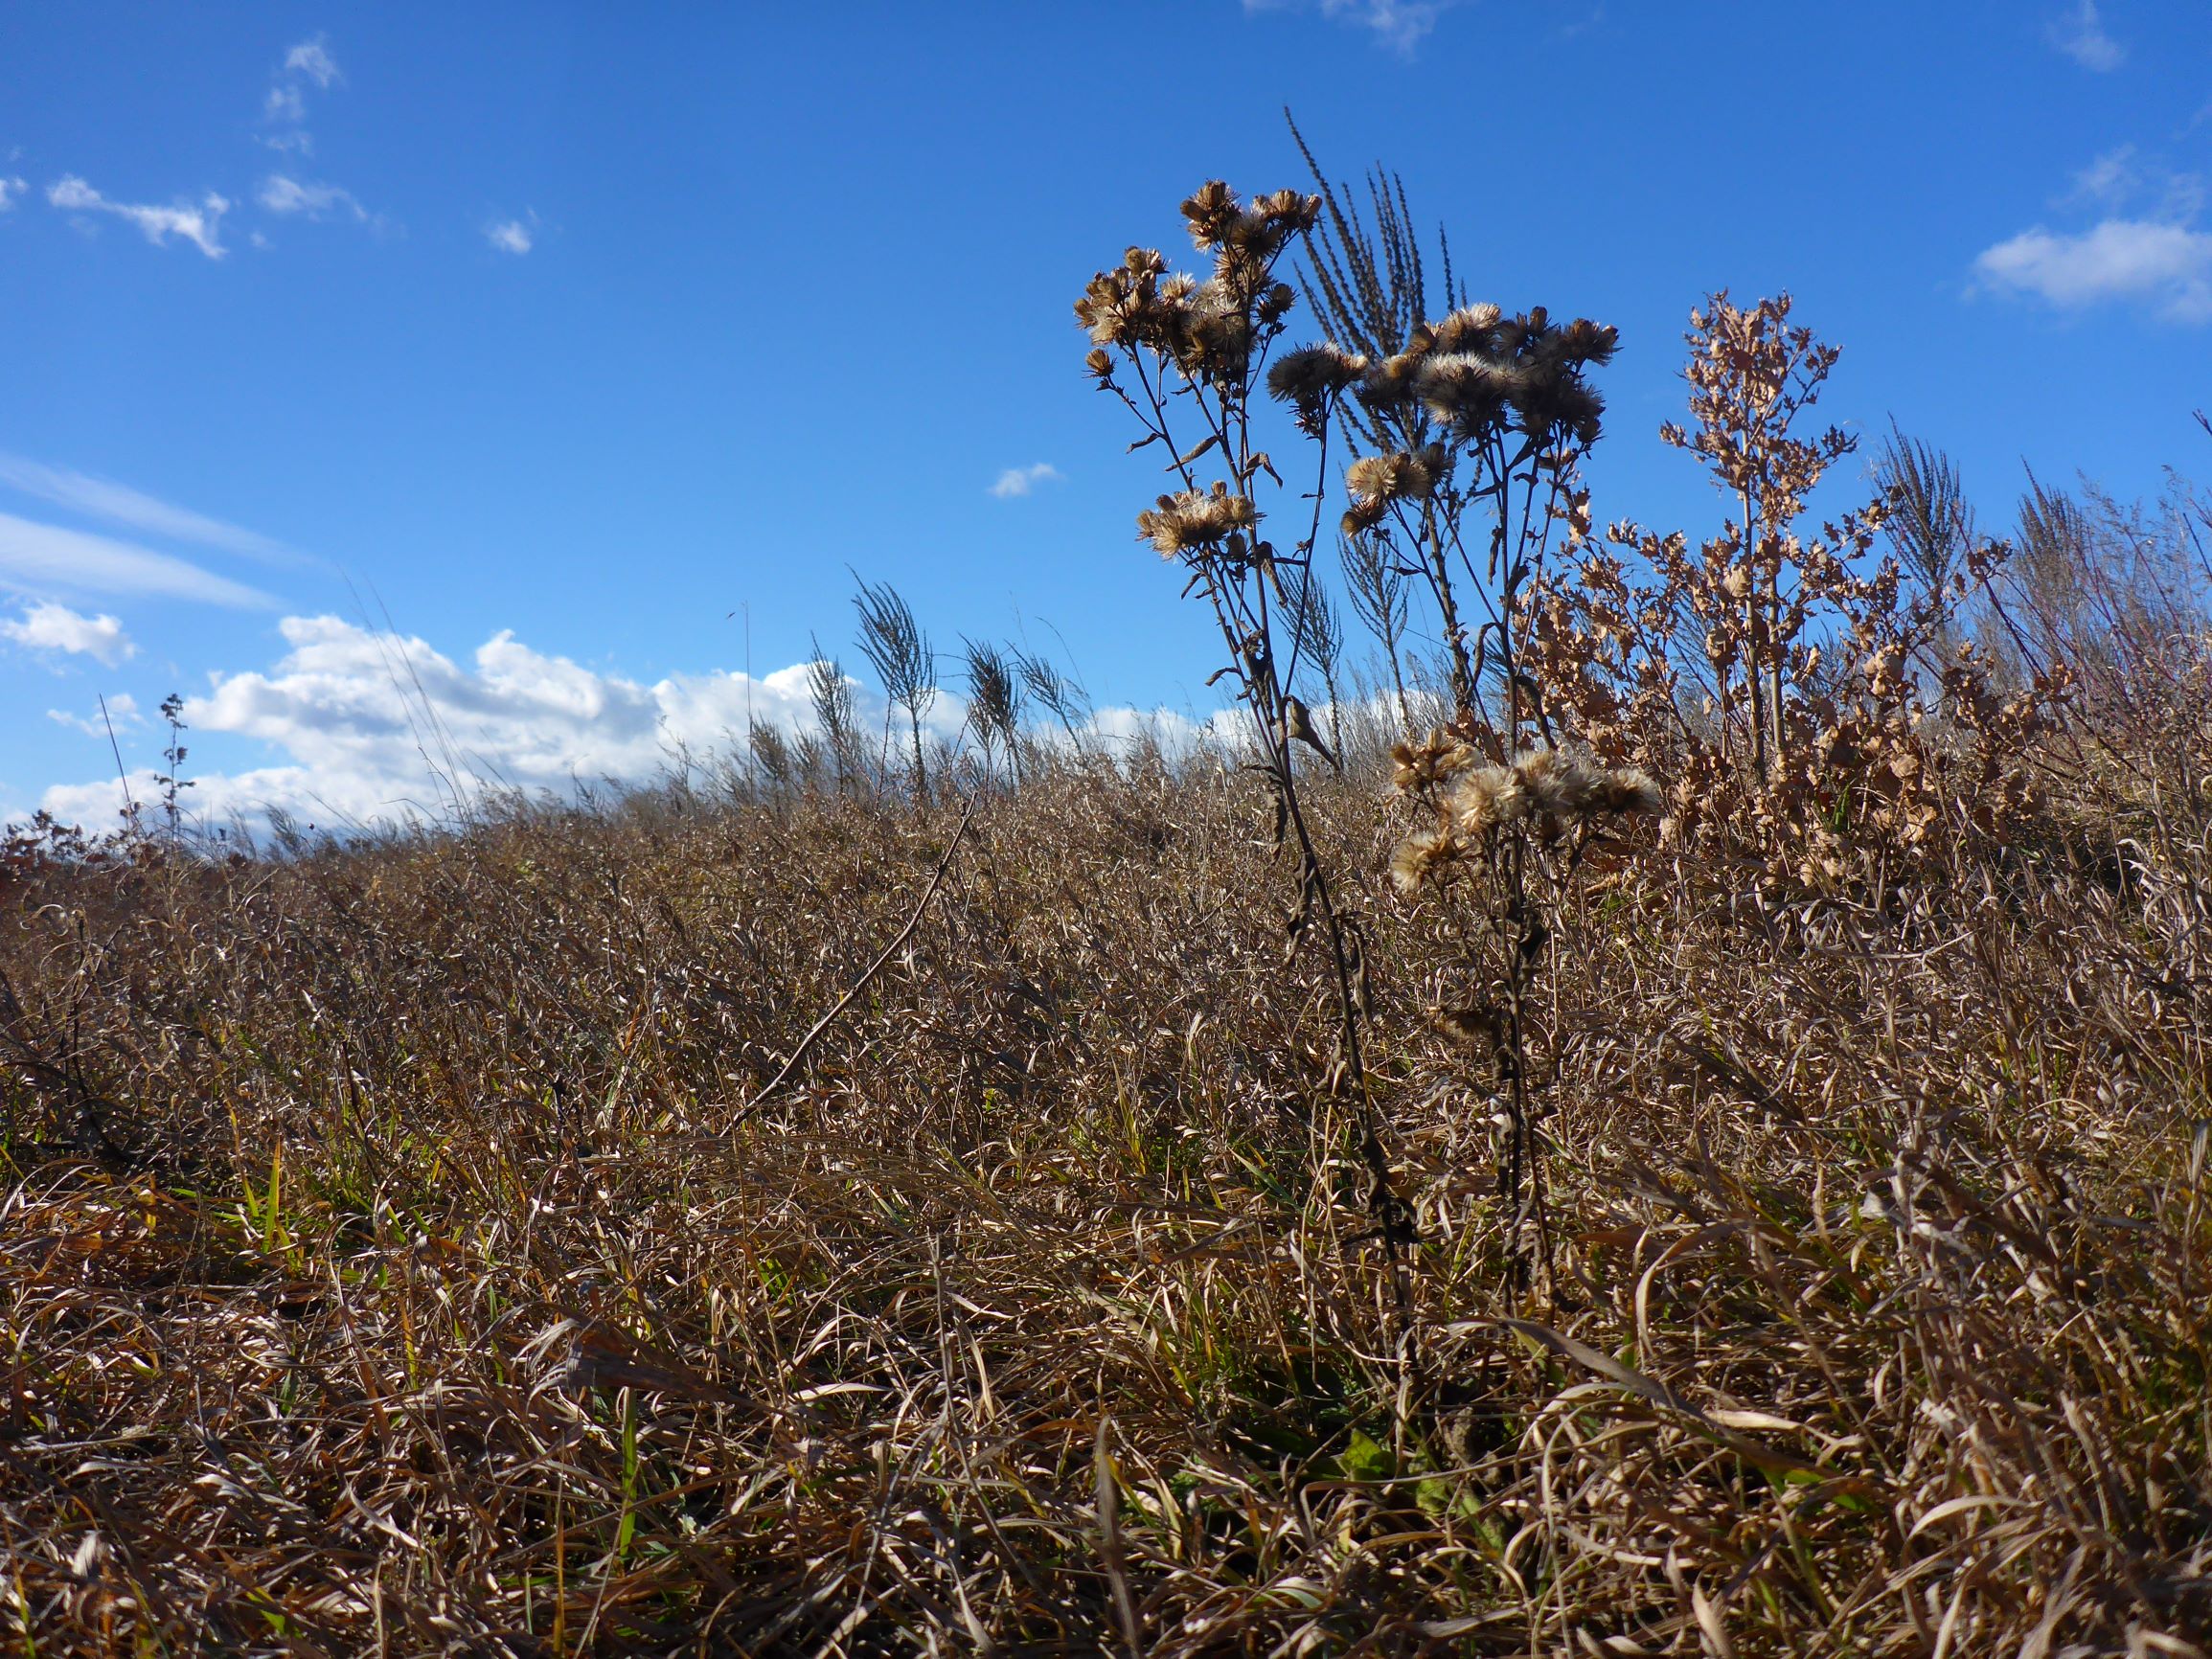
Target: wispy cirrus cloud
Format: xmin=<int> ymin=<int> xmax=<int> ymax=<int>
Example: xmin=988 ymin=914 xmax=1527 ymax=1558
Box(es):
xmin=0 ymin=453 xmax=298 ymax=564
xmin=991 ymin=462 xmax=1061 ymax=499
xmin=2049 ymin=0 xmax=2124 ymax=71
xmin=257 ymin=174 xmax=371 ymax=224
xmin=285 ymin=37 xmax=341 ymax=88
xmin=2063 ymin=146 xmax=2205 ymax=218
xmin=48 ymin=693 xmax=142 ymax=739
xmin=3 ymin=600 xmax=136 ymax=667
xmin=260 ymin=35 xmax=339 ymax=155
xmin=0 ymin=512 xmax=277 ymax=608
xmin=47 ymin=174 xmax=229 ymax=258
xmin=1243 ymin=0 xmax=1454 ymax=54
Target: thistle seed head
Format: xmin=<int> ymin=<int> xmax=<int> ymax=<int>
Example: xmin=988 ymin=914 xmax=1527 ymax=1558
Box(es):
xmin=1135 ymin=483 xmax=1257 ymax=557
xmin=1346 ymin=450 xmax=1438 ymax=507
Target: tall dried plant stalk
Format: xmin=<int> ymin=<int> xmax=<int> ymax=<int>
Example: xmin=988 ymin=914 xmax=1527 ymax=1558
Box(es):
xmin=1078 ymin=180 xmax=1411 ymax=1252
xmin=852 ymin=575 xmax=936 ymax=805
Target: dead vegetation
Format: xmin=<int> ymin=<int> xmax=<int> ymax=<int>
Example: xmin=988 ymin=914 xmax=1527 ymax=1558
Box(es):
xmin=4 ymin=170 xmax=2212 ymax=1658
xmin=4 ymin=717 xmax=2210 ymax=1654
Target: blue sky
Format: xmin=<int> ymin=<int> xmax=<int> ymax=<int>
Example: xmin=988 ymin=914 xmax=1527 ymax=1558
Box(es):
xmin=3 ymin=1 xmax=2208 ymax=831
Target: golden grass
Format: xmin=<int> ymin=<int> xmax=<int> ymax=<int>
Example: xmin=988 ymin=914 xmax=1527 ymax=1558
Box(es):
xmin=3 ymin=755 xmax=2208 ymax=1655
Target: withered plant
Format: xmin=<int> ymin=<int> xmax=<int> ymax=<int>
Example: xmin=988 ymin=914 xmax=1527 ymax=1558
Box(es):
xmin=851 ymin=574 xmax=936 ymax=804
xmin=961 ymin=637 xmax=1024 ymax=785
xmin=1527 ymin=292 xmax=2056 ymax=886
xmin=805 ymin=632 xmax=860 ymax=794
xmin=1076 ymin=179 xmax=1411 ymax=1248
xmin=1292 ymin=126 xmax=1615 ymax=750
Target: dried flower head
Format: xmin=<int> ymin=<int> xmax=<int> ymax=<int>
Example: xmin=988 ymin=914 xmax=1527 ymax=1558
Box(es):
xmin=1502 ymin=749 xmax=1666 ymax=837
xmin=1389 ymin=826 xmax=1458 ymax=896
xmin=1512 ymin=372 xmax=1607 ymax=447
xmin=1391 ymin=730 xmax=1478 ymax=792
xmin=1451 ymin=764 xmax=1533 ymax=837
xmin=1357 ymin=348 xmax=1430 ymax=414
xmin=1428 ymin=303 xmax=1504 ymax=355
xmin=1551 ymin=317 xmax=1620 ymax=367
xmin=1417 ymin=352 xmax=1525 ymax=437
xmin=1346 ymin=450 xmax=1438 ymax=507
xmin=1266 ymin=343 xmax=1368 ymax=435
xmin=1179 ymin=181 xmax=1240 ymax=249
xmin=1341 ymin=494 xmax=1392 ymax=536
xmin=1135 ymin=483 xmax=1257 ymax=557
xmin=1253 ymin=186 xmax=1322 ymax=235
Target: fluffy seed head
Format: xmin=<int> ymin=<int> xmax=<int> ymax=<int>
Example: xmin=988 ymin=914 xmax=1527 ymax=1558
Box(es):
xmin=1390 ymin=827 xmax=1459 ymax=896
xmin=1267 ymin=343 xmax=1369 ymax=433
xmin=1391 ymin=731 xmax=1478 ymax=791
xmin=1428 ymin=303 xmax=1503 ymax=355
xmin=1135 ymin=484 xmax=1257 ymax=557
xmin=1346 ymin=450 xmax=1437 ymax=507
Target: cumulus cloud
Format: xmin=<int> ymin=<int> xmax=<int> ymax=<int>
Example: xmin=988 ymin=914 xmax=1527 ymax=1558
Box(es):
xmin=26 ymin=614 xmax=1266 ymax=837
xmin=485 ymin=216 xmax=534 ymax=255
xmin=47 ymin=174 xmax=229 ymax=259
xmin=0 ymin=176 xmax=26 ymax=212
xmin=0 ymin=512 xmax=277 ymax=607
xmin=1975 ymin=218 xmax=2212 ymax=322
xmin=990 ymin=462 xmax=1061 ymax=498
xmin=1244 ymin=0 xmax=1452 ymax=53
xmin=0 ymin=453 xmax=296 ymax=563
xmin=2050 ymin=0 xmax=2124 ymax=70
xmin=38 ymin=617 xmax=923 ymax=833
xmin=2 ymin=600 xmax=135 ymax=666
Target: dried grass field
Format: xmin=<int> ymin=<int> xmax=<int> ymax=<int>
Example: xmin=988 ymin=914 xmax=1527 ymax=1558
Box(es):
xmin=5 ymin=170 xmax=2212 ymax=1655
xmin=4 ymin=739 xmax=2209 ymax=1655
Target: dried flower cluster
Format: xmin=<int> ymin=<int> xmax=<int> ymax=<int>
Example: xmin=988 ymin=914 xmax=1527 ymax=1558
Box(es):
xmin=1134 ymin=481 xmax=1258 ymax=557
xmin=1075 ymin=184 xmax=1319 ymax=389
xmin=1388 ymin=739 xmax=1659 ymax=895
xmin=1521 ymin=293 xmax=2060 ymax=887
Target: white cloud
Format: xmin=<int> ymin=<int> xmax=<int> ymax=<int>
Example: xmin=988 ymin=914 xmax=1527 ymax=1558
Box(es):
xmin=37 ymin=617 xmax=956 ymax=833
xmin=3 ymin=601 xmax=136 ymax=666
xmin=485 ymin=217 xmax=534 ymax=255
xmin=990 ymin=462 xmax=1061 ymax=498
xmin=2065 ymin=146 xmax=2138 ymax=207
xmin=1974 ymin=217 xmax=2212 ymax=322
xmin=47 ymin=175 xmax=229 ymax=259
xmin=0 ymin=512 xmax=278 ymax=607
xmin=284 ymin=37 xmax=341 ymax=89
xmin=2050 ymin=0 xmax=2124 ymax=70
xmin=1245 ymin=0 xmax=1451 ymax=53
xmin=264 ymin=84 xmax=306 ymax=124
xmin=48 ymin=693 xmax=141 ymax=739
xmin=2061 ymin=145 xmax=2206 ymax=220
xmin=257 ymin=174 xmax=368 ymax=221
xmin=23 ymin=614 xmax=1267 ymax=837
xmin=0 ymin=453 xmax=296 ymax=563
xmin=0 ymin=176 xmax=25 ymax=212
